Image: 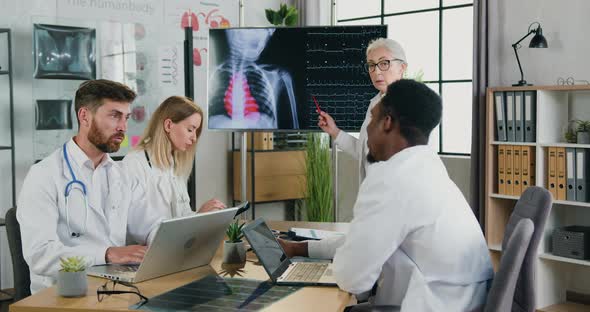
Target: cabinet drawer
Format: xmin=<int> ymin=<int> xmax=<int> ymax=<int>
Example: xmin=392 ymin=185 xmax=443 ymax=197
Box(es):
xmin=233 ymin=151 xmax=306 ymax=202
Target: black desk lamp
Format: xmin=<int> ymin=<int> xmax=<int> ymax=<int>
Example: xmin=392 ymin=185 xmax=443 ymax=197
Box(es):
xmin=512 ymin=22 xmax=548 ymax=86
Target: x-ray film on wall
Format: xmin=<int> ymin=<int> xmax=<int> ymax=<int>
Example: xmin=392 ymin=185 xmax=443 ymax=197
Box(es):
xmin=208 ymin=25 xmax=387 ymax=132
xmin=35 ymin=99 xmax=73 ymax=130
xmin=33 ymin=24 xmax=96 ymax=80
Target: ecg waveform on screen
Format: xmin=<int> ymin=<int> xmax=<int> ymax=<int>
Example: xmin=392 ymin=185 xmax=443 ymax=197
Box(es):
xmin=305 ymin=27 xmax=386 ymax=131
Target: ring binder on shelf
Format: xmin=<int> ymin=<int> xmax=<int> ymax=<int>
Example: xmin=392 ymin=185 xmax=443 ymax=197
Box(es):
xmin=576 ymin=149 xmax=589 ymax=202
xmin=494 ymin=92 xmax=507 ymax=141
xmin=514 ymin=91 xmax=525 ymax=142
xmin=524 ymin=91 xmax=536 ymax=142
xmin=505 ymin=91 xmax=516 ymax=142
xmin=566 ymin=147 xmax=576 ymax=201
xmin=557 ymin=147 xmax=566 ymax=200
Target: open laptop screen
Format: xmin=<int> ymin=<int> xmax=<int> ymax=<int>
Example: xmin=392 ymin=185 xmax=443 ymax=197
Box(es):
xmin=244 ymin=219 xmax=289 ymax=276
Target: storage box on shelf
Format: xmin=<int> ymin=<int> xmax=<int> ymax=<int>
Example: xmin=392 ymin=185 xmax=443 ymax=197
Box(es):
xmin=486 ymin=85 xmax=590 ymax=310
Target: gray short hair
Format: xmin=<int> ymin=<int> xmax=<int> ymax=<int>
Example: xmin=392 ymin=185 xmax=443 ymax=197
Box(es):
xmin=366 ymin=38 xmax=407 ymax=64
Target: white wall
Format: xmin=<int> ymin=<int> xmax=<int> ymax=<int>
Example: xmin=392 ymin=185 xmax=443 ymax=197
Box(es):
xmin=489 ymin=0 xmax=590 ymax=87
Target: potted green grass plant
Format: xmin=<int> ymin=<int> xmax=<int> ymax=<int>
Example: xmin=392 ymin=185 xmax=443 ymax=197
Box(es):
xmin=302 ymin=133 xmax=333 ymax=222
xmin=404 ymin=69 xmax=424 ymax=82
xmin=576 ymin=120 xmax=590 ymax=144
xmin=223 ymin=220 xmax=246 ymax=265
xmin=57 ymin=256 xmax=88 ymax=297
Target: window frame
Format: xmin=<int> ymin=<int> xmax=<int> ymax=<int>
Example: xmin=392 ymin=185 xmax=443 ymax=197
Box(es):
xmin=337 ymin=0 xmax=474 ymax=156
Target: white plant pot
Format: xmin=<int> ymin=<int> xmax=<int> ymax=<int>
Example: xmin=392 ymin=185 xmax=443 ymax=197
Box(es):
xmin=223 ymin=240 xmax=246 ymax=264
xmin=57 ymin=270 xmax=88 ymax=297
xmin=578 ymin=131 xmax=590 ymax=144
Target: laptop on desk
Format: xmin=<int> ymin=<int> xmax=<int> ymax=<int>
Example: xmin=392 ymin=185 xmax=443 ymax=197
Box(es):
xmin=87 ymin=203 xmax=247 ymax=283
xmin=242 ymin=218 xmax=337 ymax=286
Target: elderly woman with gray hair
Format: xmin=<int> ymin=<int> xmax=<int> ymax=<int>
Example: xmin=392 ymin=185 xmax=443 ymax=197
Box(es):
xmin=318 ymin=38 xmax=407 ymax=182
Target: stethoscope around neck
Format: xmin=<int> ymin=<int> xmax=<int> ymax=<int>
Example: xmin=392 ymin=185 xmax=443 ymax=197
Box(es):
xmin=63 ymin=143 xmax=89 ymax=238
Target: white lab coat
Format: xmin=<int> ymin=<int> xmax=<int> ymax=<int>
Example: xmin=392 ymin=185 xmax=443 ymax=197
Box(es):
xmin=122 ymin=150 xmax=193 ymax=220
xmin=308 ymin=146 xmax=493 ymax=311
xmin=334 ymin=93 xmax=382 ymax=182
xmin=17 ymin=139 xmax=162 ymax=293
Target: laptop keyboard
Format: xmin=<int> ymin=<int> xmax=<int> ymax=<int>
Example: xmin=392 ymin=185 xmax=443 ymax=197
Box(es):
xmin=115 ymin=265 xmax=139 ymax=273
xmin=285 ymin=263 xmax=328 ymax=282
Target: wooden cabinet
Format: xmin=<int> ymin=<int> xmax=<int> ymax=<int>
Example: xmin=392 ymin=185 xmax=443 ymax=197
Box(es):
xmin=233 ymin=150 xmax=306 ymax=202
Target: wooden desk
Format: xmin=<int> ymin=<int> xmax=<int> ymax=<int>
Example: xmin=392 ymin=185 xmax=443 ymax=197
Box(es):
xmin=10 ymin=221 xmax=352 ymax=312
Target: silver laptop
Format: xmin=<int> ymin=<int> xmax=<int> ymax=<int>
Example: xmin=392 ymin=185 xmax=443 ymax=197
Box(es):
xmin=87 ymin=205 xmax=243 ymax=283
xmin=242 ymin=218 xmax=336 ymax=286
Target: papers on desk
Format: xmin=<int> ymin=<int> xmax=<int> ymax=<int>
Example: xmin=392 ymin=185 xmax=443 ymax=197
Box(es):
xmin=290 ymin=228 xmax=345 ymax=240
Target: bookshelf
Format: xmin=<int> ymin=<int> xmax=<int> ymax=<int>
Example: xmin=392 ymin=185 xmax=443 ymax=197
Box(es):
xmin=486 ymin=85 xmax=590 ymax=310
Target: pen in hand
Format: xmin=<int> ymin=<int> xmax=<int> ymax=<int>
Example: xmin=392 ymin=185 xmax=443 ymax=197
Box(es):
xmin=312 ymin=95 xmax=321 ymax=114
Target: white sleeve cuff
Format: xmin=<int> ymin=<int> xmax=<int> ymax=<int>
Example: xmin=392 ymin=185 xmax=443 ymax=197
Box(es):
xmin=307 ymin=235 xmax=346 ymax=260
xmin=69 ymin=244 xmax=110 ymax=266
xmin=69 ymin=245 xmax=109 ymax=266
xmin=334 ymin=130 xmax=346 ymax=146
xmin=333 ymin=131 xmax=360 ymax=160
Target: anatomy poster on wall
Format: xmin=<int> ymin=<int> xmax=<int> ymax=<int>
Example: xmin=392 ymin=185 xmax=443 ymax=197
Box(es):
xmin=32 ymin=0 xmax=239 ymax=160
xmin=163 ymin=0 xmax=239 ymax=117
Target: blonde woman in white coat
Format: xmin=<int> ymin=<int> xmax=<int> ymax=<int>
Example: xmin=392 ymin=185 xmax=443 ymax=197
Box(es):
xmin=318 ymin=38 xmax=407 ymax=182
xmin=123 ymin=96 xmax=225 ymax=219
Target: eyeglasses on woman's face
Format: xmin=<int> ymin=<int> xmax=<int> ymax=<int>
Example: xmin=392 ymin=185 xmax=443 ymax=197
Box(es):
xmin=365 ymin=59 xmax=404 ymax=73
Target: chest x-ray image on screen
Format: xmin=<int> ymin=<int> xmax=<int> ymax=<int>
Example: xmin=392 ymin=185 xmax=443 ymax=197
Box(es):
xmin=208 ymin=28 xmax=302 ymax=130
xmin=208 ymin=26 xmax=387 ymax=131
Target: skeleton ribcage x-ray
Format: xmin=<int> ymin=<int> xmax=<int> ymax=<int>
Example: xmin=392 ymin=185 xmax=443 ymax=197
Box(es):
xmin=208 ymin=28 xmax=298 ymax=130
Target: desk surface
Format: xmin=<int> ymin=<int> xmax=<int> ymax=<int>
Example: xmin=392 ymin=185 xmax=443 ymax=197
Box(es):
xmin=10 ymin=221 xmax=352 ymax=312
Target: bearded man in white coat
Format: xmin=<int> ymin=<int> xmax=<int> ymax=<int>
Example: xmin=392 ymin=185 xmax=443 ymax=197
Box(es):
xmin=280 ymin=79 xmax=493 ymax=311
xmin=18 ymin=80 xmax=162 ymax=293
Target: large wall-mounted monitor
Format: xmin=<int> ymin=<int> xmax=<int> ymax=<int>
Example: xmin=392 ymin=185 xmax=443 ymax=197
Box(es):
xmin=208 ymin=25 xmax=387 ymax=132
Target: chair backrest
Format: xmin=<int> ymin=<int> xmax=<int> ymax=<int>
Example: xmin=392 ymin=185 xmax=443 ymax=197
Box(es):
xmin=499 ymin=186 xmax=552 ymax=312
xmin=484 ymin=218 xmax=534 ymax=312
xmin=5 ymin=207 xmax=31 ymax=301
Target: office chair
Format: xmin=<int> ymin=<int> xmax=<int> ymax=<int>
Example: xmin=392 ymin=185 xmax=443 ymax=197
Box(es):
xmin=5 ymin=208 xmax=31 ymax=301
xmin=493 ymin=186 xmax=552 ymax=312
xmin=484 ymin=218 xmax=534 ymax=312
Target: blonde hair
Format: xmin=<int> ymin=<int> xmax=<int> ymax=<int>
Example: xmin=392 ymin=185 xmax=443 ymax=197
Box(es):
xmin=137 ymin=96 xmax=203 ymax=179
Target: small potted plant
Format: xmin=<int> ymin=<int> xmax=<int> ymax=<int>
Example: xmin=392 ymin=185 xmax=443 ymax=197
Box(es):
xmin=576 ymin=120 xmax=590 ymax=144
xmin=265 ymin=3 xmax=298 ymax=26
xmin=223 ymin=220 xmax=246 ymax=265
xmin=57 ymin=256 xmax=88 ymax=297
xmin=565 ymin=128 xmax=577 ymax=143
